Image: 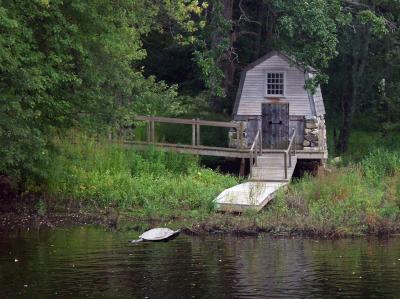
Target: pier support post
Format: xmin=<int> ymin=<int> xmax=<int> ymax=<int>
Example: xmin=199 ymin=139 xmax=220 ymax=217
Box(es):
xmin=196 ymin=118 xmax=200 ymax=146
xmin=239 ymin=158 xmax=246 ymax=177
xmin=192 ymin=119 xmax=196 ymax=146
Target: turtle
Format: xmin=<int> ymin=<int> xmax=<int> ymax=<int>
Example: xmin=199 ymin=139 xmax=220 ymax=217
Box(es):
xmin=129 ymin=228 xmax=181 ymax=243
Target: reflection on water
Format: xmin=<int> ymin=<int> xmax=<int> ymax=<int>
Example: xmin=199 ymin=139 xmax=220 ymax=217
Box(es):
xmin=0 ymin=227 xmax=399 ymax=298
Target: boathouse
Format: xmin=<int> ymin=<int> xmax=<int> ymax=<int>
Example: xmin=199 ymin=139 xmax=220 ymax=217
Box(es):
xmin=215 ymin=51 xmax=329 ymax=212
xmin=230 ymin=51 xmax=327 ymax=158
xmin=129 ymin=51 xmax=329 ymax=211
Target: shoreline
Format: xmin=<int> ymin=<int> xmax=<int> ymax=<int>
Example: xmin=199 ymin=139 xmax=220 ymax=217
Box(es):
xmin=2 ymin=208 xmax=399 ymax=239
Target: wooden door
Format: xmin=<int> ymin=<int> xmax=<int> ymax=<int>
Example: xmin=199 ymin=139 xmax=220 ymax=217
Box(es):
xmin=262 ymin=103 xmax=289 ymax=149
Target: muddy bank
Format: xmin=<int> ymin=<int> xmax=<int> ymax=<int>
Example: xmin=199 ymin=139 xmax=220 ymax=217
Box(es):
xmin=1 ymin=175 xmax=398 ymax=238
xmin=2 ymin=207 xmax=399 ymax=239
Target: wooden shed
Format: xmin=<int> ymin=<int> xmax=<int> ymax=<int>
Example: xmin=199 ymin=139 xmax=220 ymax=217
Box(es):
xmin=230 ymin=51 xmax=327 ymax=161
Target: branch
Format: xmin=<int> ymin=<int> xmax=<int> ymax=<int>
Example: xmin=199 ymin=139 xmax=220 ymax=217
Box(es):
xmin=342 ymin=0 xmax=369 ymax=9
xmin=343 ymin=0 xmax=399 ymax=32
xmin=238 ymin=30 xmax=259 ymax=37
xmin=238 ymin=0 xmax=261 ymax=25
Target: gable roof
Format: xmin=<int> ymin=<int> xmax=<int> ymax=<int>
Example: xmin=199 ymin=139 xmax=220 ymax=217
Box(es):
xmin=232 ymin=51 xmax=322 ymax=116
xmin=242 ymin=51 xmax=316 ymax=73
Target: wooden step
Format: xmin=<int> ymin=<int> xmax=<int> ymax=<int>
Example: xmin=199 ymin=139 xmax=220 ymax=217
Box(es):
xmin=251 ymin=166 xmax=294 ymax=181
xmin=256 ymin=154 xmax=296 ymax=167
xmin=251 ymin=155 xmax=297 ymax=181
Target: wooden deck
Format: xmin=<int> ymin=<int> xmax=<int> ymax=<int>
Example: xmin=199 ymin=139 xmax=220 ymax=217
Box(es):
xmin=120 ymin=115 xmax=326 ymax=212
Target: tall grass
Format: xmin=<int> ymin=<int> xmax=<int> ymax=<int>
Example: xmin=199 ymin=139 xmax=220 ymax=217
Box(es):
xmin=327 ymin=129 xmax=400 ymax=162
xmin=260 ymin=149 xmax=400 ymax=235
xmin=44 ymin=135 xmax=239 ymax=218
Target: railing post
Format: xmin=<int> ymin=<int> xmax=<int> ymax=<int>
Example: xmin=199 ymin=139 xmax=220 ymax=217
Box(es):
xmin=250 ymin=151 xmax=253 ymax=177
xmin=293 ymin=129 xmax=297 ymax=156
xmin=147 ymin=118 xmax=151 ymax=143
xmin=196 ymin=118 xmax=200 ymax=146
xmin=192 ymin=119 xmax=196 ymax=146
xmin=238 ymin=122 xmax=244 ymax=149
xmin=258 ymin=116 xmax=262 ymax=151
xmin=292 ymin=128 xmax=296 ymax=156
xmin=284 ymin=152 xmax=288 ymax=179
xmin=151 ymin=116 xmax=155 ymax=144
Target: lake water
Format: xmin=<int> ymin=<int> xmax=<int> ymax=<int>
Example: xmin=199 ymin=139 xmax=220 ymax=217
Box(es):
xmin=0 ymin=226 xmax=399 ymax=298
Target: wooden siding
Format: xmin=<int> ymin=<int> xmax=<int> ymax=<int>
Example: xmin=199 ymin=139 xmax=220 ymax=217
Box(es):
xmin=235 ymin=115 xmax=305 ymax=150
xmin=313 ymin=86 xmax=326 ymax=116
xmin=262 ymin=103 xmax=289 ymax=149
xmin=289 ymin=116 xmax=305 ymax=149
xmin=245 ymin=118 xmax=260 ymax=147
xmin=236 ymin=54 xmax=325 ymax=117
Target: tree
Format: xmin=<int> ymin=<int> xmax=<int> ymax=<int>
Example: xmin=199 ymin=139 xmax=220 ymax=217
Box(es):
xmin=326 ymin=1 xmax=394 ymax=153
xmin=0 ymin=0 xmax=204 ymax=182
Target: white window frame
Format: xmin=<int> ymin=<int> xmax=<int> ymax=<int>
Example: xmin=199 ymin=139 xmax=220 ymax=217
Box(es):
xmin=265 ymin=71 xmax=286 ymax=97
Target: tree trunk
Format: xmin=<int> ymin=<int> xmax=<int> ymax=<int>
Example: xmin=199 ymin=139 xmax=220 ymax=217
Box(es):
xmin=222 ymin=0 xmax=235 ymax=98
xmin=336 ymin=27 xmax=370 ymax=153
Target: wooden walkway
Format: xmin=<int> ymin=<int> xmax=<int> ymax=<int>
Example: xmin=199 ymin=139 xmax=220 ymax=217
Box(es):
xmin=216 ymin=153 xmax=297 ymax=212
xmin=118 ymin=115 xmax=320 ymax=212
xmin=216 ymin=130 xmax=298 ymax=212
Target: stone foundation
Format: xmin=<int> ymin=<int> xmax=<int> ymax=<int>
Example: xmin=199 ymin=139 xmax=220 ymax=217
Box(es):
xmin=228 ymin=121 xmax=248 ymax=148
xmin=303 ymin=116 xmax=327 ymax=151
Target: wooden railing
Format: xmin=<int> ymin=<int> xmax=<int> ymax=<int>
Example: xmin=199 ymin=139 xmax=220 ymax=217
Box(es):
xmin=121 ymin=116 xmax=297 ymax=179
xmin=133 ymin=115 xmax=246 ymax=149
xmin=250 ymin=128 xmax=296 ymax=180
xmin=249 ymin=129 xmax=262 ymax=177
xmin=283 ymin=128 xmax=296 ymax=179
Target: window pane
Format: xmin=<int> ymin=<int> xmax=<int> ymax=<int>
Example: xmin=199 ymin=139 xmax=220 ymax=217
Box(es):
xmin=267 ymin=72 xmax=284 ymax=95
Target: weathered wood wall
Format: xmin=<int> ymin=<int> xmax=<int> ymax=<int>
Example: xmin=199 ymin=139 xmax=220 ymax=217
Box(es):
xmin=235 ymin=54 xmax=325 ymax=117
xmin=237 ymin=55 xmax=312 ymax=116
xmin=262 ymin=103 xmax=289 ymax=149
xmin=235 ymin=115 xmax=304 ymax=149
xmin=289 ymin=116 xmax=305 ymax=149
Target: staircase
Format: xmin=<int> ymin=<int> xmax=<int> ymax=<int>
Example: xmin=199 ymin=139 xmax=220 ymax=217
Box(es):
xmin=216 ymin=129 xmax=297 ymax=212
xmin=250 ymin=152 xmax=297 ymax=182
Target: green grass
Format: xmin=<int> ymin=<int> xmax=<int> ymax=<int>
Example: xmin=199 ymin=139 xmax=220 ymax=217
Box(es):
xmin=27 ymin=129 xmax=400 ymax=236
xmin=257 ymin=149 xmax=400 ymax=235
xmin=327 ymin=129 xmax=400 ymax=163
xmin=42 ymin=135 xmax=239 ymax=219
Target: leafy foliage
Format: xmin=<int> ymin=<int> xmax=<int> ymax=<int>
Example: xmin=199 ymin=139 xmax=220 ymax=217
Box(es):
xmin=0 ymin=0 xmax=204 ymax=181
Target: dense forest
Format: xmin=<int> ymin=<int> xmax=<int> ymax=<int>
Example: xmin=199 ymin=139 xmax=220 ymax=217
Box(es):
xmin=0 ymin=0 xmax=399 ymax=188
xmin=0 ymin=0 xmax=400 ymax=179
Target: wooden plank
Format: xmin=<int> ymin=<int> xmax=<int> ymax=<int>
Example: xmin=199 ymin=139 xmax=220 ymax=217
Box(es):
xmin=134 ymin=115 xmax=240 ymax=128
xmin=296 ymin=150 xmax=327 ymax=160
xmin=262 ymin=103 xmax=289 ymax=149
xmin=151 ymin=118 xmax=155 ymax=143
xmin=216 ymin=181 xmax=288 ymax=212
xmin=289 ymin=116 xmax=305 ymax=149
xmin=192 ymin=120 xmax=196 ymax=146
xmin=196 ymin=119 xmax=200 ymax=146
xmin=236 ymin=53 xmax=314 ymax=116
xmin=146 ymin=120 xmax=150 ymax=143
xmin=117 ymin=140 xmax=251 ymax=158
